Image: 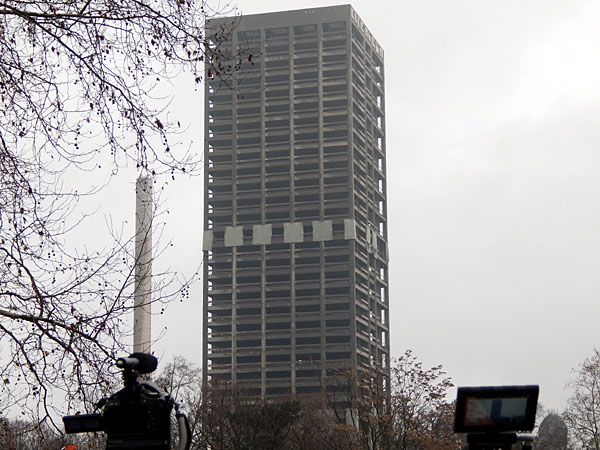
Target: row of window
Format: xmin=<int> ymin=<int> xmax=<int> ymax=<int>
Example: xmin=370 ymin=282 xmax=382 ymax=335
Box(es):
xmin=237 ymin=21 xmax=346 ymax=42
xmin=210 ymin=351 xmax=352 ymax=366
xmin=208 ymin=253 xmax=349 ymax=273
xmin=209 ymin=302 xmax=351 ymax=317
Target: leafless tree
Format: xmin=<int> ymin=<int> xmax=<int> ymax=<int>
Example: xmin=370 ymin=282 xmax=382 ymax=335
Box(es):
xmin=0 ymin=0 xmax=245 ymax=430
xmin=0 ymin=415 xmax=104 ymax=449
xmin=564 ymin=349 xmax=600 ymax=450
xmin=390 ymin=350 xmax=458 ymax=450
xmin=155 ymin=356 xmax=203 ymax=449
xmin=192 ymin=378 xmax=300 ymax=450
xmin=319 ymin=350 xmax=461 ymax=450
xmin=156 ymin=353 xmax=459 ymax=450
xmin=535 ymin=413 xmax=568 ymax=450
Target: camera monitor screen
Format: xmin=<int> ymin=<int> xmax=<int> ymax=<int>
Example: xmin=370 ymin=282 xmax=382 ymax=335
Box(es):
xmin=454 ymin=385 xmax=539 ymax=433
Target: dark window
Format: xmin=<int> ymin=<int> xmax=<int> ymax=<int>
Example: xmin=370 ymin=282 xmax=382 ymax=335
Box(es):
xmin=294 ymin=24 xmax=317 ymax=36
xmin=297 ymin=320 xmax=320 ymax=329
xmin=326 ymin=335 xmax=350 ymax=344
xmin=296 ymin=369 xmax=320 ymax=378
xmin=296 ymin=336 xmax=320 ymax=345
xmin=238 ymin=30 xmax=261 ymax=41
xmin=266 ymin=27 xmax=289 ymax=38
xmin=323 ymin=22 xmax=347 ymax=33
xmin=266 ymin=322 xmax=291 ymax=330
xmin=326 ymin=352 xmax=351 ymax=360
xmin=267 ymin=306 xmax=291 ymax=314
xmin=296 ymin=304 xmax=320 ymax=313
xmin=237 ymin=323 xmax=261 ymax=331
xmin=266 ymin=370 xmax=291 ymax=379
xmin=296 ymin=353 xmax=321 ymax=361
xmin=237 ymin=372 xmax=261 ymax=380
xmin=238 ymin=307 xmax=261 ymax=315
xmin=266 ymin=386 xmax=291 ymax=395
xmin=267 ymin=338 xmax=291 ymax=346
xmin=326 ymin=319 xmax=350 ymax=328
xmin=210 ymin=356 xmax=231 ymax=365
xmin=325 ymin=303 xmax=350 ymax=311
xmin=237 ymin=339 xmax=261 ymax=348
xmin=237 ymin=355 xmax=260 ymax=364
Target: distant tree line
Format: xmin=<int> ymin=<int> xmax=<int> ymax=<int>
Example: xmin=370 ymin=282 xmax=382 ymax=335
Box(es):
xmin=6 ymin=348 xmax=600 ymax=449
xmin=172 ymin=350 xmax=461 ymax=450
xmin=152 ymin=350 xmax=462 ymax=450
xmin=0 ymin=350 xmax=461 ymax=449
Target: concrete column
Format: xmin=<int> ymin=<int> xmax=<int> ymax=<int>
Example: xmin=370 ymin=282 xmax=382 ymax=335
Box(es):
xmin=134 ymin=176 xmax=153 ymax=354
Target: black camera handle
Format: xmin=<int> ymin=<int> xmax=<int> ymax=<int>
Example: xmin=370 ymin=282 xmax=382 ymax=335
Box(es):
xmin=174 ymin=401 xmax=192 ymax=450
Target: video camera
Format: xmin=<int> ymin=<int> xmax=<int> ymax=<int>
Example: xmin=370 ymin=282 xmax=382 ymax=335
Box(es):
xmin=454 ymin=385 xmax=539 ymax=450
xmin=62 ymin=353 xmax=191 ymax=450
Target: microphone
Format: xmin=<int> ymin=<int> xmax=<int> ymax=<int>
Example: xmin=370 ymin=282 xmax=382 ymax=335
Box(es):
xmin=115 ymin=352 xmax=158 ymax=374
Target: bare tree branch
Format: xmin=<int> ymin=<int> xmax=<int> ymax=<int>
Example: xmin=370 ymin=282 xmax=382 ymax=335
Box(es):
xmin=0 ymin=0 xmax=244 ymax=429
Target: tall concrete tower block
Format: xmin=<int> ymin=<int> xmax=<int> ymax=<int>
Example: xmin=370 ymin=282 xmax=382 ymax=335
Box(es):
xmin=203 ymin=5 xmax=389 ymax=398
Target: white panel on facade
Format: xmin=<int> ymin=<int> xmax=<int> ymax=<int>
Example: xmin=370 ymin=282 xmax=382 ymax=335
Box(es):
xmin=284 ymin=222 xmax=304 ymax=243
xmin=253 ymin=224 xmax=272 ymax=245
xmin=203 ymin=230 xmax=214 ymax=251
xmin=224 ymin=226 xmax=244 ymax=247
xmin=313 ymin=220 xmax=333 ymax=241
xmin=344 ymin=219 xmax=356 ymax=240
xmin=371 ymin=226 xmax=378 ymax=249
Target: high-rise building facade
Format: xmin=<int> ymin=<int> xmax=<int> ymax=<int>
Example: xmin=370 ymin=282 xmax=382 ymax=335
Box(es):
xmin=203 ymin=5 xmax=389 ymax=398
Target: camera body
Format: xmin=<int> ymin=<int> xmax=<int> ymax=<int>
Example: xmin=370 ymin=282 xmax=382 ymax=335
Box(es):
xmin=101 ymin=378 xmax=173 ymax=449
xmin=454 ymin=385 xmax=539 ymax=450
xmin=63 ymin=353 xmax=174 ymax=450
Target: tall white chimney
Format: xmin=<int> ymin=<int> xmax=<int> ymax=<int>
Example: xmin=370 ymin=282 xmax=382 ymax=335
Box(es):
xmin=133 ymin=176 xmax=153 ymax=353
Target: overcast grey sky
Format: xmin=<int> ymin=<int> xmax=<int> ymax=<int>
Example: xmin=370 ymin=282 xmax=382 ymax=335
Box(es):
xmin=141 ymin=0 xmax=600 ymax=412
